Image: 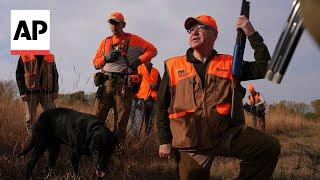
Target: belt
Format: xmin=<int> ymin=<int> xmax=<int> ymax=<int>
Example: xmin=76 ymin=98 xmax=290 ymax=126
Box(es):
xmin=103 ymin=72 xmax=126 ymax=79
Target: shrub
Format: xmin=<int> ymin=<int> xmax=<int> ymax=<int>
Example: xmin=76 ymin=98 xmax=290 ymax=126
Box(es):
xmin=68 ymin=91 xmax=87 ymax=104
xmin=311 ymin=99 xmax=320 ymax=117
xmin=304 ymin=112 xmax=318 ymax=120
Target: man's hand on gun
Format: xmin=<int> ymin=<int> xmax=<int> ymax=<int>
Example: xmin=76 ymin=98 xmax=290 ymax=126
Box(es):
xmin=236 ymin=15 xmax=255 ymax=36
xmin=130 ymin=59 xmax=141 ymax=69
xmin=127 ymin=59 xmax=141 ymax=74
xmin=159 ymin=143 xmax=172 ymax=159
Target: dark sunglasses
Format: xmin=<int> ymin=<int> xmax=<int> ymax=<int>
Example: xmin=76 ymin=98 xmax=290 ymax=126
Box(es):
xmin=187 ymin=24 xmax=213 ymax=34
xmin=108 ymin=19 xmax=121 ymax=25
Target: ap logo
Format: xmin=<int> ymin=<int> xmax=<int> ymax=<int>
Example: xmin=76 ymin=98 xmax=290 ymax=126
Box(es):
xmin=11 ymin=10 xmax=50 ymax=55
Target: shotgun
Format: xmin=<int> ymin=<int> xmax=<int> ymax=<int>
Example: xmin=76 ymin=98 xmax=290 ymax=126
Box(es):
xmin=231 ymin=0 xmax=250 ymax=119
xmin=265 ymin=0 xmax=304 ymax=83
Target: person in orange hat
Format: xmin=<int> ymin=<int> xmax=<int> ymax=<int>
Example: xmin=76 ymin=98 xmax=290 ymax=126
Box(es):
xmin=127 ymin=62 xmax=161 ymax=138
xmin=244 ymin=83 xmax=266 ymax=131
xmin=15 ymin=54 xmax=59 ymax=134
xmin=92 ymin=11 xmax=157 ymax=143
xmin=157 ymin=14 xmax=280 ymax=179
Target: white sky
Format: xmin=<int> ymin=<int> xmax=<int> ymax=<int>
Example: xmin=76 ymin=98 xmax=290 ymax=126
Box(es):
xmin=0 ymin=0 xmax=319 ymax=104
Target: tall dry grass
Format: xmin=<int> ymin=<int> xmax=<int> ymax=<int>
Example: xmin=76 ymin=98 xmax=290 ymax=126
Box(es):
xmin=0 ymin=80 xmax=319 ymax=179
xmin=244 ymin=107 xmax=303 ymax=134
xmin=266 ymin=108 xmax=303 ymax=134
xmin=0 ymin=81 xmax=175 ymax=179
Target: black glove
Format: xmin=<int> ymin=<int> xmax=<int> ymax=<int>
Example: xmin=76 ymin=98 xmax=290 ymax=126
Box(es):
xmin=104 ymin=50 xmax=120 ymax=62
xmin=129 ymin=59 xmax=141 ymax=69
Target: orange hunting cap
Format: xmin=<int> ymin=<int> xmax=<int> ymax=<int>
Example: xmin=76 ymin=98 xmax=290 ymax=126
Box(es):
xmin=184 ymin=15 xmax=218 ymax=32
xmin=108 ymin=11 xmax=125 ymax=23
xmin=247 ymin=83 xmax=255 ymax=93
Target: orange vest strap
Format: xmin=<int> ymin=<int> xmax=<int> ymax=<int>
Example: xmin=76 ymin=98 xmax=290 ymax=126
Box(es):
xmin=216 ymin=103 xmax=231 ymax=115
xmin=169 ymin=109 xmax=196 ymax=119
xmin=21 ymin=54 xmax=54 ymax=63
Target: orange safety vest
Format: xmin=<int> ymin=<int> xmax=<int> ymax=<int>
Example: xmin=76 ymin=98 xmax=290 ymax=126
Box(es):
xmin=135 ymin=64 xmax=159 ymax=100
xmin=93 ymin=33 xmax=157 ymax=69
xmin=102 ymin=34 xmax=131 ymax=57
xmin=166 ymin=54 xmax=245 ymax=149
xmin=21 ymin=54 xmax=55 ymax=90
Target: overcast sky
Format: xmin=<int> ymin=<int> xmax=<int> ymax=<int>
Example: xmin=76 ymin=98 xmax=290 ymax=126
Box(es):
xmin=0 ymin=0 xmax=319 ymax=104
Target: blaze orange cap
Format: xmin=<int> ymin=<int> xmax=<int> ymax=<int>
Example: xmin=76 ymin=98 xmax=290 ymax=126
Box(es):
xmin=184 ymin=15 xmax=218 ymax=32
xmin=108 ymin=11 xmax=125 ymax=23
xmin=247 ymin=83 xmax=255 ymax=93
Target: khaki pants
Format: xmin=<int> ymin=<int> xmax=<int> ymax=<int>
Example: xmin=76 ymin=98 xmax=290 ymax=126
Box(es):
xmin=25 ymin=93 xmax=56 ymax=124
xmin=178 ymin=126 xmax=281 ymax=180
xmin=93 ymin=78 xmax=132 ymax=142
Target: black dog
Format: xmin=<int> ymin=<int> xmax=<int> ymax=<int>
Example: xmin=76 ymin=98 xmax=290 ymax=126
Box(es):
xmin=18 ymin=108 xmax=118 ymax=178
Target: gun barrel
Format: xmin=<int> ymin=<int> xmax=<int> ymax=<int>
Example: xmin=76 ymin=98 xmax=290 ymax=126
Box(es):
xmin=232 ymin=0 xmax=250 ymax=77
xmin=231 ymin=0 xmax=250 ymax=119
xmin=241 ymin=0 xmax=250 ymax=18
xmin=265 ymin=0 xmax=304 ymax=83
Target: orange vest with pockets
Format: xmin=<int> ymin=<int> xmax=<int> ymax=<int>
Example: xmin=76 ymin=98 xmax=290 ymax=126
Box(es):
xmin=165 ymin=54 xmax=244 ymax=149
xmin=93 ymin=33 xmax=157 ymax=69
xmin=21 ymin=54 xmax=55 ymax=90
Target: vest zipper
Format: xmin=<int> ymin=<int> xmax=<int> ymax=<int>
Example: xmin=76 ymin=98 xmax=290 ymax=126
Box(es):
xmin=203 ymin=61 xmax=215 ymax=147
xmin=192 ymin=60 xmax=215 ymax=147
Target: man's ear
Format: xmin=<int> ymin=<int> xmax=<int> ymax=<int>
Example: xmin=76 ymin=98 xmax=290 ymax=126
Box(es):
xmin=122 ymin=22 xmax=126 ymax=29
xmin=212 ymin=30 xmax=218 ymax=42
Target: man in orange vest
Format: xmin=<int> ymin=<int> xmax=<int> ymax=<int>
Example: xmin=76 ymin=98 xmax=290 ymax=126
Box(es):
xmin=16 ymin=54 xmax=59 ymax=134
xmin=157 ymin=15 xmax=280 ymax=179
xmin=244 ymin=83 xmax=266 ymax=131
xmin=92 ymin=12 xmax=157 ymax=142
xmin=128 ymin=62 xmax=161 ymax=137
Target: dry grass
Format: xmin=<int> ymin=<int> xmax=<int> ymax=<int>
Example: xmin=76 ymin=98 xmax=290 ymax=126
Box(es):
xmin=264 ymin=108 xmax=303 ymax=134
xmin=0 ymin=89 xmax=175 ymax=179
xmin=1 ymin=81 xmax=320 ymax=179
xmin=243 ymin=108 xmax=303 ymax=136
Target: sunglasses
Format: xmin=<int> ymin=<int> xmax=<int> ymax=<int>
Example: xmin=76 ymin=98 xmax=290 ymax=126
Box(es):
xmin=108 ymin=19 xmax=121 ymax=25
xmin=187 ymin=24 xmax=213 ymax=34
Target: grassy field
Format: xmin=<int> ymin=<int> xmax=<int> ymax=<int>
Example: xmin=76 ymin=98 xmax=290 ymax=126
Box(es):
xmin=1 ymin=82 xmax=320 ymax=179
